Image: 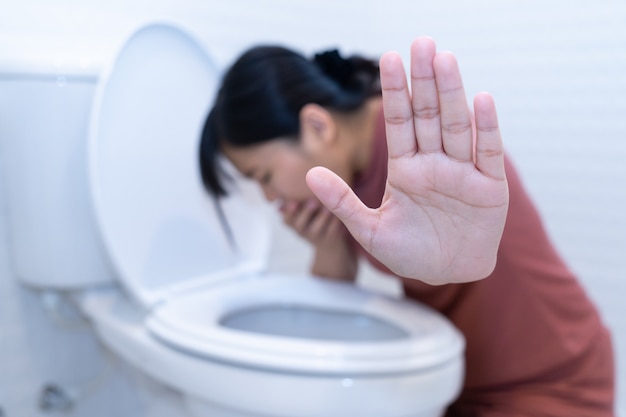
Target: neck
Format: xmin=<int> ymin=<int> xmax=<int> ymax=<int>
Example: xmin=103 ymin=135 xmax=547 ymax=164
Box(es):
xmin=348 ymin=97 xmax=383 ymax=175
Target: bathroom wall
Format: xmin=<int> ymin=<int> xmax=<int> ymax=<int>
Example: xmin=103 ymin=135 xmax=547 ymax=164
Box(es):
xmin=1 ymin=0 xmax=625 ymax=416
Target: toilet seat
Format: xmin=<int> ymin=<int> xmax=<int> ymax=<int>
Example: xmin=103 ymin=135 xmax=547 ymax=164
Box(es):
xmin=147 ymin=275 xmax=463 ymax=375
xmin=80 ymin=285 xmax=464 ymax=417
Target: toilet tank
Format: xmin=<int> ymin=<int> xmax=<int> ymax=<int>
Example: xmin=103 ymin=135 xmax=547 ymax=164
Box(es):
xmin=0 ymin=35 xmax=117 ymax=288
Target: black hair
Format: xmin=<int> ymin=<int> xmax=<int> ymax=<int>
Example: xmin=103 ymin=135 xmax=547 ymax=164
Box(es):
xmin=199 ymin=45 xmax=380 ymax=197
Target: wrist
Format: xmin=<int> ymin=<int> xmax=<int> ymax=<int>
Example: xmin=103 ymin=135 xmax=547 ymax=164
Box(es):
xmin=311 ymin=238 xmax=357 ymax=281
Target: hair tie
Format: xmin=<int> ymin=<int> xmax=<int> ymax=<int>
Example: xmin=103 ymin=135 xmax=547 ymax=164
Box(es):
xmin=313 ymin=49 xmax=355 ymax=88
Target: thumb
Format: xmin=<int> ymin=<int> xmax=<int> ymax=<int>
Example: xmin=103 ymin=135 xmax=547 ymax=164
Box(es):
xmin=306 ymin=166 xmax=376 ymax=248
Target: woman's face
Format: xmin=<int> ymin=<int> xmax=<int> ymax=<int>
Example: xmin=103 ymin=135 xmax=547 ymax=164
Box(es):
xmin=222 ymin=139 xmax=321 ymax=204
xmin=221 ymin=104 xmax=360 ymax=206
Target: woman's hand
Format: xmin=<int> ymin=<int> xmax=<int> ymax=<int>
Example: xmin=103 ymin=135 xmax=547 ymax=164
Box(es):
xmin=306 ymin=37 xmax=509 ymax=285
xmin=280 ymin=199 xmax=344 ymax=247
xmin=281 ymin=199 xmax=357 ymax=281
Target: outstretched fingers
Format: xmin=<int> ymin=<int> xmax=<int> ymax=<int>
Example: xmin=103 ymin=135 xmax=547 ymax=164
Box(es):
xmin=433 ymin=52 xmax=473 ymax=162
xmin=380 ymin=52 xmax=417 ymax=159
xmin=473 ymin=92 xmax=505 ymax=180
xmin=410 ymin=37 xmax=442 ymax=153
xmin=382 ymin=40 xmax=476 ymax=165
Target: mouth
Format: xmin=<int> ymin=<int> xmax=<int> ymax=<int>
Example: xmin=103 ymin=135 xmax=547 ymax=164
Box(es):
xmin=271 ymin=199 xmax=285 ymax=210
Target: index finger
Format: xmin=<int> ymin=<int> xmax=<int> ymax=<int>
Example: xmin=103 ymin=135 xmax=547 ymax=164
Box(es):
xmin=380 ymin=52 xmax=416 ymax=159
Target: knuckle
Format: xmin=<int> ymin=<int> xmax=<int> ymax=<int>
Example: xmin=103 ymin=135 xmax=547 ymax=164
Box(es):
xmin=382 ymin=84 xmax=406 ymax=93
xmin=477 ymin=124 xmax=499 ymax=133
xmin=411 ymin=74 xmax=435 ymax=83
xmin=477 ymin=147 xmax=503 ymax=158
xmin=438 ymin=84 xmax=464 ymax=96
xmin=412 ymin=104 xmax=440 ymax=120
xmin=442 ymin=120 xmax=472 ymax=135
xmin=384 ymin=114 xmax=412 ymax=126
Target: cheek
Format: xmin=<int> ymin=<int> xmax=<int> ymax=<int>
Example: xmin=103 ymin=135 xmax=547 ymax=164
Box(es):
xmin=276 ymin=162 xmax=314 ymax=198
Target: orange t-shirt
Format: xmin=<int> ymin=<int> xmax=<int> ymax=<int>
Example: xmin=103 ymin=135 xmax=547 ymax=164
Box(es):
xmin=350 ymin=111 xmax=615 ymax=416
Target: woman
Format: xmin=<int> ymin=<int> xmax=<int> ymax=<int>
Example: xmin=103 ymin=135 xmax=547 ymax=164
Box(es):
xmin=200 ymin=38 xmax=614 ymax=416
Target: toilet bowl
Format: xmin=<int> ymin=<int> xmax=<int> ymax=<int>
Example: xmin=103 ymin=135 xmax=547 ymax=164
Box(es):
xmin=79 ymin=275 xmax=463 ymax=417
xmin=0 ymin=22 xmax=464 ymax=417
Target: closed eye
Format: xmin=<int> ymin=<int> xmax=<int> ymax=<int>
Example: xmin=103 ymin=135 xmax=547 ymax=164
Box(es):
xmin=260 ymin=172 xmax=272 ymax=185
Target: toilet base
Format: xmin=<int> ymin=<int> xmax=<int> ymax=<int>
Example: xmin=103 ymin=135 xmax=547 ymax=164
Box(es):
xmin=185 ymin=395 xmax=445 ymax=417
xmin=184 ymin=395 xmax=445 ymax=417
xmin=185 ymin=396 xmax=260 ymax=417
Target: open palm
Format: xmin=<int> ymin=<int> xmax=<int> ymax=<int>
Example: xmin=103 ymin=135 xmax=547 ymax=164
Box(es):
xmin=306 ymin=38 xmax=509 ymax=285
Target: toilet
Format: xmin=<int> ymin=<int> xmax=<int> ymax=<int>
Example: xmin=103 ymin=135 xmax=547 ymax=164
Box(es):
xmin=0 ymin=22 xmax=464 ymax=417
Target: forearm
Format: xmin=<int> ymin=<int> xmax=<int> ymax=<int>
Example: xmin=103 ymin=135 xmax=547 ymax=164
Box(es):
xmin=310 ymin=238 xmax=357 ymax=282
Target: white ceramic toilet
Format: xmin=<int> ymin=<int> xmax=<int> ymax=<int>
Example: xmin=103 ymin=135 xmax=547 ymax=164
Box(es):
xmin=0 ymin=22 xmax=464 ymax=417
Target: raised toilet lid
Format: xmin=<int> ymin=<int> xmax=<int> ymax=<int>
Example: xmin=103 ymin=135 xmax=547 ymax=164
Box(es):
xmin=88 ymin=22 xmax=272 ymax=308
xmin=147 ymin=275 xmax=465 ymax=375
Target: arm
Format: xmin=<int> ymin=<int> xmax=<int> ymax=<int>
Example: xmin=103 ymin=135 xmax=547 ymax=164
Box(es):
xmin=306 ymin=37 xmax=509 ymax=285
xmin=310 ymin=233 xmax=357 ymax=281
xmin=281 ymin=199 xmax=357 ymax=281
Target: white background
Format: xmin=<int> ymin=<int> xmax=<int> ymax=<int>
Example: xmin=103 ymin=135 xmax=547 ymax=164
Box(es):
xmin=1 ymin=0 xmax=625 ymax=415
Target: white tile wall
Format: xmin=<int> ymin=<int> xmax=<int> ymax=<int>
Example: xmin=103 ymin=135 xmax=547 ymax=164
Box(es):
xmin=1 ymin=0 xmax=625 ymax=416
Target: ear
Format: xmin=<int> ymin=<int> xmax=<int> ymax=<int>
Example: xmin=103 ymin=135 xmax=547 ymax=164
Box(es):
xmin=299 ymin=104 xmax=337 ymax=152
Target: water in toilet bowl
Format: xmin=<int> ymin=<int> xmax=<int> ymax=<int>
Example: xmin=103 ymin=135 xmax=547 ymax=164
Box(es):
xmin=220 ymin=303 xmax=410 ymax=341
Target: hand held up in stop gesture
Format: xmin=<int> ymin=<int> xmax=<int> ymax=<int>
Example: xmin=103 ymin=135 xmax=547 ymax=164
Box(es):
xmin=306 ymin=37 xmax=509 ymax=285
